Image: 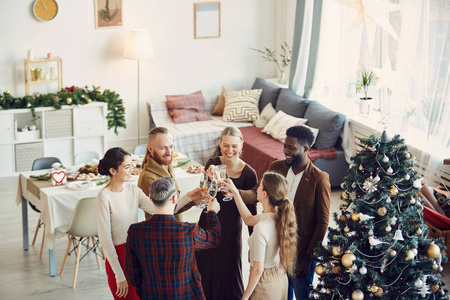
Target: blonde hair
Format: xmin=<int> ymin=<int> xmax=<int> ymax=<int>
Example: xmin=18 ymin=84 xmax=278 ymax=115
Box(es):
xmin=262 ymin=172 xmax=298 ymax=275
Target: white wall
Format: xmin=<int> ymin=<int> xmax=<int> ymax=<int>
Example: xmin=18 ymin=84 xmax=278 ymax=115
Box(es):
xmin=0 ymin=0 xmax=278 ymax=148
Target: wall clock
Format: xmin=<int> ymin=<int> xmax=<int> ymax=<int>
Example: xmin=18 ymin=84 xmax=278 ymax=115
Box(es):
xmin=33 ymin=0 xmax=59 ymax=22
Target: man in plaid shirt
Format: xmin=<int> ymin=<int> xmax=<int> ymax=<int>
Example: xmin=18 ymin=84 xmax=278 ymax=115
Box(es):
xmin=125 ymin=177 xmax=221 ymax=299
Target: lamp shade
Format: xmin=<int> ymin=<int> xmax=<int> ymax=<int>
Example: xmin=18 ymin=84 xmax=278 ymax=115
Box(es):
xmin=123 ymin=29 xmax=154 ymax=60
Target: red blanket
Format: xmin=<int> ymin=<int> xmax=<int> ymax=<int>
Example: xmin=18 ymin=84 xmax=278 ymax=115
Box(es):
xmin=423 ymin=206 xmax=450 ymax=230
xmin=239 ymin=126 xmax=337 ymax=180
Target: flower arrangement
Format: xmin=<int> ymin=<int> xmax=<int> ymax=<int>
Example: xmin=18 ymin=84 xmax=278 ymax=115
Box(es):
xmin=0 ymin=85 xmax=126 ymax=134
xmin=356 ymin=68 xmax=377 ymax=100
xmin=251 ymin=42 xmax=292 ymax=72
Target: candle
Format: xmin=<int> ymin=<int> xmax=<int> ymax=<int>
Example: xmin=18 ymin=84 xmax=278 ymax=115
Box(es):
xmin=47 ymin=52 xmax=52 ymax=59
xmin=27 ymin=49 xmax=34 ymax=60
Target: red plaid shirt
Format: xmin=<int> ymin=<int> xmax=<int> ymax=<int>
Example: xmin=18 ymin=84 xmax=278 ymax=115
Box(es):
xmin=125 ymin=211 xmax=220 ymax=299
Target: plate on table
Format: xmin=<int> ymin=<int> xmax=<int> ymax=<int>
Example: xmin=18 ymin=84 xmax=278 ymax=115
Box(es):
xmin=67 ymin=181 xmax=92 ymax=190
xmin=187 ymin=165 xmax=203 ymax=174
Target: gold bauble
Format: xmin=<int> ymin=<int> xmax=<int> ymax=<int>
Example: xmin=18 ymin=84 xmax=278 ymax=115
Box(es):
xmin=390 ymin=250 xmax=397 ymax=257
xmin=404 ymin=250 xmax=415 ymax=261
xmin=385 ymin=225 xmax=392 ymax=232
xmin=405 ymin=152 xmax=411 ymax=158
xmin=351 ymin=212 xmax=360 ymax=222
xmin=96 ymin=87 xmax=102 ymax=93
xmin=121 ymin=103 xmax=126 ymax=109
xmin=377 ymin=207 xmax=387 ymax=216
xmin=332 ymin=265 xmax=341 ymax=274
xmin=0 ymin=105 xmax=2 ymax=109
xmin=5 ymin=90 xmax=10 ymax=94
xmin=66 ymin=97 xmax=72 ymax=104
xmin=352 ymin=290 xmax=364 ymax=300
xmin=370 ymin=284 xmax=379 ymax=293
xmin=339 ymin=214 xmax=347 ymax=222
xmin=107 ymin=118 xmax=111 ymax=122
xmin=374 ymin=287 xmax=383 ymax=297
xmin=326 ymin=289 xmax=331 ymax=294
xmin=390 ymin=186 xmax=398 ymax=196
xmin=314 ymin=264 xmax=326 ymax=276
xmin=427 ymin=243 xmax=441 ymax=259
xmin=341 ymin=191 xmax=349 ymax=200
xmin=430 ymin=284 xmax=439 ymax=293
xmin=332 ymin=246 xmax=343 ymax=257
xmin=86 ymin=98 xmax=92 ymax=103
xmin=344 ymin=226 xmax=350 ymax=233
xmin=341 ymin=253 xmax=356 ymax=268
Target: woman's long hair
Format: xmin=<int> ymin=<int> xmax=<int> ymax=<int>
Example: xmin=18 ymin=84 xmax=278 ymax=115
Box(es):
xmin=262 ymin=172 xmax=298 ymax=274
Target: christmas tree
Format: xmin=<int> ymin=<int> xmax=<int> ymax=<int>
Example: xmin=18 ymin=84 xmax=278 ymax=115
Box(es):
xmin=310 ymin=131 xmax=449 ymax=299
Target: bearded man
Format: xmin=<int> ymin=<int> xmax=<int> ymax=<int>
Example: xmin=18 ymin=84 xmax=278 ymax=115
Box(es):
xmin=138 ymin=127 xmax=198 ymax=221
xmin=241 ymin=125 xmax=331 ymax=300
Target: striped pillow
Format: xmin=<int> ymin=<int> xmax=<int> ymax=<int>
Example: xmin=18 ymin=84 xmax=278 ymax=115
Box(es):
xmin=222 ymin=89 xmax=262 ymax=122
xmin=262 ymin=110 xmax=308 ymax=142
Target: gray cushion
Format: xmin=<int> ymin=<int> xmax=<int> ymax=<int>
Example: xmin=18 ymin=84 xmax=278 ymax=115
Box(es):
xmin=275 ymin=88 xmax=310 ymax=118
xmin=252 ymin=78 xmax=282 ymax=112
xmin=304 ymin=101 xmax=346 ymax=150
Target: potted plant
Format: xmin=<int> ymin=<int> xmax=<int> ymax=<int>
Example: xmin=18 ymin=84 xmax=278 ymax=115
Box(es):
xmin=251 ymin=42 xmax=292 ymax=84
xmin=356 ymin=68 xmax=376 ymax=115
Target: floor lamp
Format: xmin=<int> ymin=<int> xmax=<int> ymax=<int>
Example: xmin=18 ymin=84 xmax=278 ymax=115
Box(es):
xmin=124 ymin=29 xmax=154 ymax=145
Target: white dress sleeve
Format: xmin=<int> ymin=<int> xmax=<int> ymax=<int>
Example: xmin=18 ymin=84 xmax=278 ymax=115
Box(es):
xmin=95 ymin=191 xmax=126 ymax=283
xmin=174 ymin=194 xmax=191 ymax=213
xmin=136 ymin=185 xmax=155 ymax=215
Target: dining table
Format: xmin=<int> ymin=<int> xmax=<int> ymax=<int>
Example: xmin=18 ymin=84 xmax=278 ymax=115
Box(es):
xmin=15 ymin=154 xmax=203 ymax=277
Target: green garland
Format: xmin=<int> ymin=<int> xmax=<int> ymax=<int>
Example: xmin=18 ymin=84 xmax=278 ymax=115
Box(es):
xmin=0 ymin=85 xmax=126 ymax=135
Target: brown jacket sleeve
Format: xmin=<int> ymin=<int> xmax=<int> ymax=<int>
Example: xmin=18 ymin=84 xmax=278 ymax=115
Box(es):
xmin=137 ymin=171 xmax=157 ymax=220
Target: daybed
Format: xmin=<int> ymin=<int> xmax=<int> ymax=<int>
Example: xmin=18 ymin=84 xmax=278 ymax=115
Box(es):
xmin=147 ymin=78 xmax=349 ymax=187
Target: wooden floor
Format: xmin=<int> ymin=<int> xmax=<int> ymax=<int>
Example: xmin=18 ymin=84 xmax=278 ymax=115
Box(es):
xmin=1 ymin=176 xmax=448 ymax=299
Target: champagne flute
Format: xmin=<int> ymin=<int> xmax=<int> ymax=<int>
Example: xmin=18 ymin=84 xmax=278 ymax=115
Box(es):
xmin=209 ymin=180 xmax=218 ymax=198
xmin=215 ymin=165 xmax=233 ymax=202
xmin=197 ymin=173 xmax=209 ymax=209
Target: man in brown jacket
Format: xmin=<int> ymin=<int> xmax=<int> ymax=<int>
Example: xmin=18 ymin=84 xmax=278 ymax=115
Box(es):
xmin=241 ymin=125 xmax=331 ymax=300
xmin=137 ymin=127 xmax=201 ymax=221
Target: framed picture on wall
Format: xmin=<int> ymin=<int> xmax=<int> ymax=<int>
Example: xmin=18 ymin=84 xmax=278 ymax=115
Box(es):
xmin=194 ymin=2 xmax=221 ymax=39
xmin=94 ymin=0 xmax=123 ymax=29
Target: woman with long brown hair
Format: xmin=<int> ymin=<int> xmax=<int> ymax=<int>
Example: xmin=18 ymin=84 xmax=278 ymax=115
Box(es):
xmin=224 ymin=171 xmax=298 ymax=300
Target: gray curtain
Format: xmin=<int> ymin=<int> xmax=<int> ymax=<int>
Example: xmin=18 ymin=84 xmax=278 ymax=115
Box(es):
xmin=289 ymin=0 xmax=323 ymax=98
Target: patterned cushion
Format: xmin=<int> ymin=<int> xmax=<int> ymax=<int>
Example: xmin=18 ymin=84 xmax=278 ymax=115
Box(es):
xmin=222 ymin=89 xmax=262 ymax=122
xmin=262 ymin=110 xmax=308 ymax=142
xmin=166 ymin=91 xmax=212 ymax=124
xmin=254 ymin=103 xmax=277 ymax=128
xmin=211 ymin=86 xmax=233 ymax=116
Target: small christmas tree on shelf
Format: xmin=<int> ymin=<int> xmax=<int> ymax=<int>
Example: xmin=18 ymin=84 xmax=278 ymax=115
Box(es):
xmin=310 ymin=131 xmax=448 ymax=299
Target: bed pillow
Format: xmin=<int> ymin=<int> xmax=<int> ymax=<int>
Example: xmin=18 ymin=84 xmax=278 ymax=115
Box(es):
xmin=252 ymin=78 xmax=282 ymax=112
xmin=304 ymin=101 xmax=346 ymax=149
xmin=222 ymin=89 xmax=262 ymax=122
xmin=262 ymin=110 xmax=308 ymax=142
xmin=254 ymin=103 xmax=277 ymax=128
xmin=211 ymin=86 xmax=234 ymax=116
xmin=166 ymin=90 xmax=212 ymax=124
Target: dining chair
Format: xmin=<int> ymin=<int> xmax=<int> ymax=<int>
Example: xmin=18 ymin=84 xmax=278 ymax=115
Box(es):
xmin=57 ymin=197 xmax=103 ymax=288
xmin=31 ymin=156 xmax=62 ymax=258
xmin=133 ymin=144 xmax=147 ymax=155
xmin=74 ymin=151 xmax=99 ymax=165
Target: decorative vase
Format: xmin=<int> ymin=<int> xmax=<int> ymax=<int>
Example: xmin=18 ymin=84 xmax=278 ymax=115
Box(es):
xmin=358 ymin=97 xmax=372 ymax=116
xmin=278 ymin=68 xmax=287 ymax=84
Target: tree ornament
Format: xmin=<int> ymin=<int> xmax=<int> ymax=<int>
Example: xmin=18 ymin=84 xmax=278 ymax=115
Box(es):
xmin=410 ymin=197 xmax=416 ymax=204
xmin=391 ymin=216 xmax=397 ymax=225
xmin=382 ymin=154 xmax=389 ymax=162
xmin=390 ymin=250 xmax=397 ymax=257
xmin=352 ymin=290 xmax=364 ymax=300
xmin=96 ymin=87 xmax=102 ymax=93
xmin=5 ymin=90 xmax=10 ymax=94
xmin=359 ymin=213 xmax=374 ymax=221
xmin=377 ymin=207 xmax=387 ymax=216
xmin=359 ymin=164 xmax=364 ymax=171
xmin=363 ymin=176 xmax=378 ymax=192
xmin=344 ymin=226 xmax=350 ymax=233
xmin=386 ymin=197 xmax=392 ymax=204
xmin=341 ymin=191 xmax=349 ymax=200
xmin=121 ymin=103 xmax=126 ymax=109
xmin=315 ymin=264 xmax=327 ymax=276
xmin=430 ymin=284 xmax=439 ymax=293
xmin=351 ymin=213 xmax=360 ymax=221
xmin=374 ymin=174 xmax=380 ymax=182
xmin=339 ymin=214 xmax=347 ymax=222
xmin=389 ymin=186 xmax=398 ymax=196
xmin=385 ymin=225 xmax=392 ymax=232
xmin=427 ymin=243 xmax=441 ymax=259
xmin=439 ymin=266 xmax=443 ymax=272
xmin=86 ymin=98 xmax=92 ymax=103
xmin=114 ymin=107 xmax=118 ymax=111
xmin=404 ymin=250 xmax=415 ymax=261
xmin=352 ymin=182 xmax=357 ymax=188
xmin=405 ymin=152 xmax=411 ymax=158
xmin=381 ymin=130 xmax=389 ymax=143
xmin=107 ymin=118 xmax=111 ymax=122
xmin=404 ymin=174 xmax=410 ymax=180
xmin=393 ymin=229 xmax=404 ymax=240
xmin=326 ymin=289 xmax=331 ymax=294
xmin=387 ymin=166 xmax=393 ymax=174
xmin=413 ymin=178 xmax=423 ymax=188
xmin=27 ymin=102 xmax=31 ymax=107
xmin=359 ymin=266 xmax=367 ymax=275
xmin=332 ymin=265 xmax=341 ymax=274
xmin=369 ymin=236 xmax=388 ymax=246
xmin=332 ymin=245 xmax=343 ymax=257
xmin=66 ymin=97 xmax=72 ymax=104
xmin=432 ymin=262 xmax=439 ymax=270
xmin=341 ymin=253 xmax=356 ymax=268
xmin=370 ymin=284 xmax=379 ymax=293
xmin=374 ymin=287 xmax=383 ymax=297
xmin=0 ymin=106 xmax=2 ymax=109
xmin=415 ymin=278 xmax=424 ymax=287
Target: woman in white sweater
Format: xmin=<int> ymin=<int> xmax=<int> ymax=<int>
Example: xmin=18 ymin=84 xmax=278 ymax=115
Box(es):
xmin=96 ymin=147 xmax=155 ymax=299
xmin=224 ymin=172 xmax=298 ymax=300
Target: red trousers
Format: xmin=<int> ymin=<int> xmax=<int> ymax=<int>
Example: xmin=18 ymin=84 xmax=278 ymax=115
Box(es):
xmin=105 ymin=244 xmax=140 ymax=300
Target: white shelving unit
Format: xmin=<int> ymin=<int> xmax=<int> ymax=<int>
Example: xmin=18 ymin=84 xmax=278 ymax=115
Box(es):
xmin=0 ymin=102 xmax=107 ymax=176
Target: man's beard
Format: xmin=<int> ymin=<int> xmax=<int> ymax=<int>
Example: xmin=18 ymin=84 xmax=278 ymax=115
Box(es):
xmin=152 ymin=152 xmax=172 ymax=166
xmin=286 ymin=154 xmax=302 ymax=167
